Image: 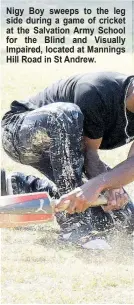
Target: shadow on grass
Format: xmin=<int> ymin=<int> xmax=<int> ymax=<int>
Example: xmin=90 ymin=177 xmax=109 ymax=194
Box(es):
xmin=34 ymin=228 xmax=134 ymax=265
xmin=8 ymin=223 xmax=134 ymax=265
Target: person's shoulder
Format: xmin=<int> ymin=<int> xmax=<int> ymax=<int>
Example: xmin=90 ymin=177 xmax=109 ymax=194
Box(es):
xmin=96 ymin=71 xmax=134 ymax=82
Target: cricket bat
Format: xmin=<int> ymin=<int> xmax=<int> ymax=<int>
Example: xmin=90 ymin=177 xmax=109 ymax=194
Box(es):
xmin=0 ymin=192 xmax=107 ymax=228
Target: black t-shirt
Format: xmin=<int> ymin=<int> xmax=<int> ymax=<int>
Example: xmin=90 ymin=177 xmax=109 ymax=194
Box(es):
xmin=2 ymin=72 xmax=134 ymax=150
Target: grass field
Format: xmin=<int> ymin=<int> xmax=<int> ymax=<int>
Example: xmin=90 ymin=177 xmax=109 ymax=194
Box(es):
xmin=1 ymin=54 xmax=134 ymax=304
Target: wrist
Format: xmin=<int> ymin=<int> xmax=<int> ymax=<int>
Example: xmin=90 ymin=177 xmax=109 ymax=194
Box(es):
xmin=95 ymin=174 xmax=105 ymax=192
xmin=85 ymin=174 xmax=105 ymax=193
xmin=98 ymin=172 xmax=112 ymax=192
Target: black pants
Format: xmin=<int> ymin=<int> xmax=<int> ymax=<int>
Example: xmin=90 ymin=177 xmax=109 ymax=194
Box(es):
xmin=2 ymin=102 xmax=134 ymax=231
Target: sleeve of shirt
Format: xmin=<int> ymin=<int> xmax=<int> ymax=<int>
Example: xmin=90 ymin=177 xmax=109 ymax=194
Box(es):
xmin=75 ymin=83 xmax=104 ymax=139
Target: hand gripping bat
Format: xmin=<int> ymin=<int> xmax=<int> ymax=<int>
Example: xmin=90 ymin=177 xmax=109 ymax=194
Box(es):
xmin=0 ymin=192 xmax=107 ymax=228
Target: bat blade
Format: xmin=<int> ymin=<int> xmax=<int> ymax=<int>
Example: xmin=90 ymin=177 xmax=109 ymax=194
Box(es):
xmin=0 ymin=192 xmax=54 ymax=227
xmin=0 ymin=192 xmax=107 ymax=228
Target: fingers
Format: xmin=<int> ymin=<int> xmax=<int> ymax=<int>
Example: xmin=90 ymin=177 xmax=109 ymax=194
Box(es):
xmin=66 ymin=201 xmax=77 ymax=214
xmin=55 ymin=199 xmax=71 ymax=212
xmin=66 ymin=191 xmax=86 ymax=214
xmin=54 ymin=190 xmax=80 ymax=213
xmin=55 ymin=186 xmax=129 ymax=214
xmin=105 ymin=190 xmax=117 ymax=210
xmin=115 ymin=191 xmax=129 ymax=209
xmin=55 ymin=197 xmax=71 ymax=212
xmin=102 ymin=189 xmax=129 ymax=212
xmin=55 ymin=189 xmax=88 ymax=214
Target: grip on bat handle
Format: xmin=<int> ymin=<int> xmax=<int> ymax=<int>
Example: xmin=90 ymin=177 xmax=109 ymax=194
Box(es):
xmin=53 ymin=193 xmax=108 ymax=212
xmin=91 ymin=193 xmax=107 ymax=207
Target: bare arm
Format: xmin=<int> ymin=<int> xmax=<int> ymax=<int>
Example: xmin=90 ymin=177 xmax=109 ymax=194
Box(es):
xmin=98 ymin=156 xmax=134 ymax=191
xmin=84 ymin=138 xmax=134 ymax=186
xmin=98 ymin=142 xmax=134 ymax=212
xmin=100 ymin=141 xmax=134 ymax=190
xmin=82 ymin=137 xmax=132 ymax=212
xmin=55 ymin=155 xmax=134 ymax=214
xmin=83 ymin=136 xmax=107 ymax=178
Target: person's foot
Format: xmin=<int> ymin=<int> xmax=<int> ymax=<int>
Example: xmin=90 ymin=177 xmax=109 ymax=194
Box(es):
xmin=56 ymin=204 xmax=111 ymax=247
xmin=58 ymin=218 xmax=111 ymax=249
xmin=1 ymin=169 xmax=58 ymax=197
xmin=6 ymin=172 xmax=34 ymax=194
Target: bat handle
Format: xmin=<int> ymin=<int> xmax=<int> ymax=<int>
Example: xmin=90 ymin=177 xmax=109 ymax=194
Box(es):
xmin=89 ymin=193 xmax=107 ymax=207
xmin=53 ymin=193 xmax=107 ymax=212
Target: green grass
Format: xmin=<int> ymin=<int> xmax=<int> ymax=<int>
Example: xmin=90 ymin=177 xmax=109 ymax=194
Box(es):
xmin=1 ymin=54 xmax=134 ymax=304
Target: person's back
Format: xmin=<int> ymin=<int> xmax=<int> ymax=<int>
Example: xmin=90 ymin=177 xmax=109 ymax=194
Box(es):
xmin=2 ymin=71 xmax=132 ymax=115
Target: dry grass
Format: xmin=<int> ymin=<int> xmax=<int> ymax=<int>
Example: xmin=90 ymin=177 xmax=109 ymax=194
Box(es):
xmin=1 ymin=225 xmax=134 ymax=304
xmin=1 ymin=54 xmax=134 ymax=304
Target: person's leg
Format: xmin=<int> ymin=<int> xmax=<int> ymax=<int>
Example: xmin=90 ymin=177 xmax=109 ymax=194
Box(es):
xmin=2 ymin=111 xmax=59 ymax=197
xmin=5 ymin=170 xmax=58 ymax=197
xmin=12 ymin=102 xmax=84 ymax=192
xmin=5 ymin=103 xmax=84 ymax=229
xmin=2 ymin=103 xmax=84 ymax=230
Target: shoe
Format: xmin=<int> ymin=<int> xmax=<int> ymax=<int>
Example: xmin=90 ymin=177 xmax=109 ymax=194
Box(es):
xmin=2 ymin=170 xmax=58 ymax=197
xmin=56 ymin=205 xmax=110 ymax=245
xmin=58 ymin=220 xmax=92 ymax=244
xmin=57 ymin=212 xmax=95 ymax=244
xmin=6 ymin=172 xmax=33 ymax=194
xmin=58 ymin=218 xmax=111 ymax=249
xmin=83 ymin=206 xmax=114 ymax=232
